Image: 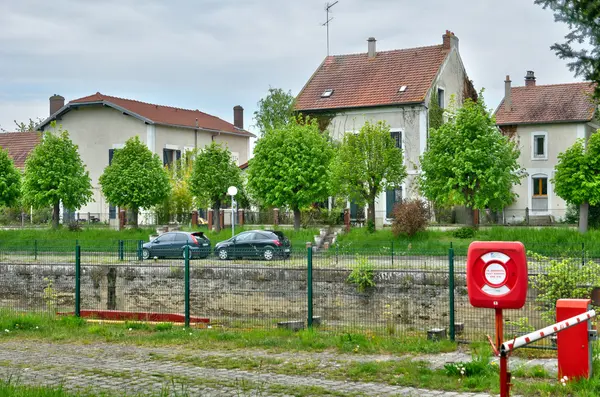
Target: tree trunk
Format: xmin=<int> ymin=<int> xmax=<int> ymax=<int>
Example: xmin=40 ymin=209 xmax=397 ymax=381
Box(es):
xmin=368 ymin=196 xmax=376 ymax=231
xmin=293 ymin=206 xmax=301 ymax=232
xmin=465 ymin=206 xmax=475 ymax=227
xmin=579 ymin=202 xmax=589 ymax=234
xmin=132 ymin=207 xmax=139 ymax=229
xmin=214 ymin=200 xmax=221 ymax=233
xmin=52 ymin=202 xmax=60 ymax=229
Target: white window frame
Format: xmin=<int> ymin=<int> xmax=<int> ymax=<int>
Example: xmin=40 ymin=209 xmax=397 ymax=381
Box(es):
xmin=531 ymin=131 xmax=548 ymax=161
xmin=390 ymin=128 xmax=406 ymax=167
xmin=437 ymin=86 xmax=445 ymax=109
xmin=528 ymin=171 xmax=551 ymax=215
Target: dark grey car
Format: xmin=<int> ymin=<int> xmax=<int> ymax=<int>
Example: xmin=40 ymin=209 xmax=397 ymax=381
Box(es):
xmin=142 ymin=231 xmax=210 ymax=260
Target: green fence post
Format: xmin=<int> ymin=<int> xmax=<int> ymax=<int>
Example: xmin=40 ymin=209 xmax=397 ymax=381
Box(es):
xmin=137 ymin=240 xmax=143 ymax=261
xmin=582 ymin=242 xmax=585 ymax=266
xmin=184 ymin=245 xmax=190 ymax=328
xmin=75 ymin=245 xmax=81 ymax=317
xmin=448 ymin=243 xmax=455 ymax=341
xmin=34 ymin=240 xmax=38 ymax=261
xmin=391 ymin=241 xmax=394 ymax=267
xmin=307 ymin=246 xmax=313 ymax=328
xmin=118 ymin=240 xmax=124 ymax=261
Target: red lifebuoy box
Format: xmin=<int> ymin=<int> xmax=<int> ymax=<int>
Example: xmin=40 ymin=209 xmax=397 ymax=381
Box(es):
xmin=466 ymin=241 xmax=528 ymax=309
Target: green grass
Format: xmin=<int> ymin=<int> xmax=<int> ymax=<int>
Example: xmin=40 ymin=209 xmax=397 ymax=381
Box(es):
xmin=335 ymin=226 xmax=600 ymax=256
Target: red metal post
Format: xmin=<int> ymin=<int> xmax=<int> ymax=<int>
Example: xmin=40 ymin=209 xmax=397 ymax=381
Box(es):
xmin=496 ymin=308 xmax=510 ymax=397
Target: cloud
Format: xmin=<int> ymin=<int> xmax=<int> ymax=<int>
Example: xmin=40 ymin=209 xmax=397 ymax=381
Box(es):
xmin=0 ymin=0 xmax=584 ymax=133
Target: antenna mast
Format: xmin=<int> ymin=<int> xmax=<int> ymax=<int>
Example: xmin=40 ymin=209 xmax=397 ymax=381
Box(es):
xmin=322 ymin=1 xmax=339 ymax=56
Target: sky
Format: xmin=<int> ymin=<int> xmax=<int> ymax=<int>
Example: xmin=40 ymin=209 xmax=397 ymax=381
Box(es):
xmin=0 ymin=0 xmax=580 ymax=137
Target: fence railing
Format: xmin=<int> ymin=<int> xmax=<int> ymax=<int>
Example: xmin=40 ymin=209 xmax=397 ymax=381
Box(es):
xmin=0 ymin=241 xmax=595 ymax=348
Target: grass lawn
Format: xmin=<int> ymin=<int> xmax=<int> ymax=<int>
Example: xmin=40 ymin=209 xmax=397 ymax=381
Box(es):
xmin=335 ymin=226 xmax=600 ymax=256
xmin=1 ymin=311 xmax=600 ymax=396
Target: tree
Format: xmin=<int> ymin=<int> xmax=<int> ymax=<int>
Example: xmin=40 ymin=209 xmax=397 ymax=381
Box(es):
xmin=190 ymin=142 xmax=242 ymax=233
xmin=22 ymin=122 xmax=92 ymax=229
xmin=552 ymin=133 xmax=600 ymax=233
xmin=0 ymin=118 xmax=44 ymax=133
xmin=535 ymin=1 xmax=600 ymax=99
xmin=155 ymin=150 xmax=195 ymax=224
xmin=247 ymin=118 xmax=333 ymax=231
xmin=419 ymin=94 xmax=521 ymax=227
xmin=99 ymin=136 xmax=170 ymax=228
xmin=253 ymin=88 xmax=296 ymax=136
xmin=332 ymin=121 xmax=406 ymax=231
xmin=0 ymin=148 xmax=21 ymax=207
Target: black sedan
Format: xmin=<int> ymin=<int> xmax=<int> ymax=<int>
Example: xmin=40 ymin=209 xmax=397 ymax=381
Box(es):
xmin=214 ymin=230 xmax=291 ymax=261
xmin=142 ymin=231 xmax=211 ymax=260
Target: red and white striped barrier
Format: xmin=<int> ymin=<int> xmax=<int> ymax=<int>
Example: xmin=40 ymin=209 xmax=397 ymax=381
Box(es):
xmin=500 ymin=309 xmax=596 ymax=354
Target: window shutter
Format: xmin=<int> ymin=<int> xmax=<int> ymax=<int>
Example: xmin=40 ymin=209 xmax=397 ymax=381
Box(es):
xmin=386 ymin=189 xmax=396 ymax=218
xmin=176 ymin=150 xmax=182 ymax=161
xmin=350 ymin=202 xmax=358 ymax=219
xmin=109 ymin=149 xmax=115 ymax=165
xmin=163 ymin=149 xmax=168 ymax=166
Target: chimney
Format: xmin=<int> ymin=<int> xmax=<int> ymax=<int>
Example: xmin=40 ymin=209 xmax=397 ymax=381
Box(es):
xmin=504 ymin=75 xmax=512 ymax=112
xmin=233 ymin=105 xmax=244 ymax=129
xmin=442 ymin=30 xmax=459 ymax=51
xmin=49 ymin=94 xmax=65 ymax=116
xmin=367 ymin=37 xmax=376 ymax=59
xmin=525 ymin=70 xmax=536 ymax=87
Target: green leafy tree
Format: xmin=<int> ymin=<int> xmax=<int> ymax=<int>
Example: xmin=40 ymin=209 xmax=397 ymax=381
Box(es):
xmin=535 ymin=0 xmax=600 ymax=99
xmin=332 ymin=121 xmax=406 ymax=231
xmin=419 ymin=94 xmax=521 ymax=227
xmin=429 ymin=91 xmax=444 ymax=131
xmin=22 ymin=122 xmax=92 ymax=229
xmin=247 ymin=118 xmax=333 ymax=231
xmin=99 ymin=136 xmax=170 ymax=228
xmin=0 ymin=118 xmax=44 ymax=133
xmin=155 ymin=150 xmax=195 ymax=224
xmin=552 ymin=132 xmax=600 ymax=233
xmin=0 ymin=148 xmax=21 ymax=207
xmin=190 ymin=142 xmax=242 ymax=233
xmin=253 ymin=88 xmax=296 ymax=136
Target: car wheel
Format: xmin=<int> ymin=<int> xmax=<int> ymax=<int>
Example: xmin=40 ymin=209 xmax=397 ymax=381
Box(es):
xmin=218 ymin=248 xmax=229 ymax=260
xmin=182 ymin=248 xmax=193 ymax=260
xmin=263 ymin=247 xmax=275 ymax=261
xmin=142 ymin=248 xmax=150 ymax=260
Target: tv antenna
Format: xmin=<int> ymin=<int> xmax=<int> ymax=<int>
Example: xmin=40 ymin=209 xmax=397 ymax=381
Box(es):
xmin=322 ymin=1 xmax=339 ymax=56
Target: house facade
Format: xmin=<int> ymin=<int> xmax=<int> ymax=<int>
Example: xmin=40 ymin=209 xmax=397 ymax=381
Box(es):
xmin=38 ymin=93 xmax=254 ymax=224
xmin=295 ymin=31 xmax=476 ymax=228
xmin=495 ymin=72 xmax=598 ymax=223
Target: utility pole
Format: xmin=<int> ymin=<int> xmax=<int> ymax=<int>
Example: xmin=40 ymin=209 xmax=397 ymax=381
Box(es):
xmin=322 ymin=1 xmax=339 ymax=56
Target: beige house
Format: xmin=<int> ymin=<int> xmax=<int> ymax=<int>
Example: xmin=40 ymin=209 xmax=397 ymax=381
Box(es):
xmin=295 ymin=31 xmax=476 ymax=228
xmin=38 ymin=93 xmax=254 ymax=224
xmin=495 ymin=72 xmax=598 ymax=223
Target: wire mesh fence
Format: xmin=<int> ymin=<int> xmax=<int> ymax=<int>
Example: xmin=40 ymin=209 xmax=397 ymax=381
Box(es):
xmin=0 ymin=241 xmax=597 ymax=348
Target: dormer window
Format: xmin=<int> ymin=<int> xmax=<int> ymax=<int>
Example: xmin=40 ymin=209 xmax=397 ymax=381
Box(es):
xmin=321 ymin=89 xmax=334 ymax=98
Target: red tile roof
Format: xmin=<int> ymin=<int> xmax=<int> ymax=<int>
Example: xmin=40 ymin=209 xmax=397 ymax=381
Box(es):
xmin=0 ymin=132 xmax=41 ymax=169
xmin=68 ymin=92 xmax=253 ymax=136
xmin=295 ymin=45 xmax=450 ymax=111
xmin=495 ymin=82 xmax=597 ymax=125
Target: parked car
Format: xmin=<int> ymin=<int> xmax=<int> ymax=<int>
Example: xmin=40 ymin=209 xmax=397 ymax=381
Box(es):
xmin=142 ymin=231 xmax=210 ymax=260
xmin=214 ymin=230 xmax=291 ymax=261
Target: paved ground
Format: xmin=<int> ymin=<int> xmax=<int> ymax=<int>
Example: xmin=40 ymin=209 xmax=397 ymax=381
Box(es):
xmin=0 ymin=341 xmax=556 ymax=396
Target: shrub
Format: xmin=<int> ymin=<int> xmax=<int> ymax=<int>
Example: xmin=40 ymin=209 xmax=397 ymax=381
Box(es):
xmin=67 ymin=221 xmax=82 ymax=232
xmin=453 ymin=226 xmax=476 ymax=239
xmin=391 ymin=199 xmax=429 ymax=237
xmin=155 ymin=322 xmax=174 ymax=332
xmin=347 ymin=255 xmax=376 ymax=293
xmin=531 ymin=251 xmax=600 ymax=322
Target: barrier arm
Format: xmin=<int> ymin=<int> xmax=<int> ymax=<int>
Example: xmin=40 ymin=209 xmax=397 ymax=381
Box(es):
xmin=500 ymin=309 xmax=596 ymax=354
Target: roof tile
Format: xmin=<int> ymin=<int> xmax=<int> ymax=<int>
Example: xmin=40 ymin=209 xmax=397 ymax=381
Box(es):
xmin=0 ymin=132 xmax=41 ymax=169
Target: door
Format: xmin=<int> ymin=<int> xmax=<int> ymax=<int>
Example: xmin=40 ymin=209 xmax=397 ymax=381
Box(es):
xmin=152 ymin=233 xmax=175 ymax=257
xmin=173 ymin=233 xmax=189 ymax=257
xmin=233 ymin=232 xmax=254 ymax=257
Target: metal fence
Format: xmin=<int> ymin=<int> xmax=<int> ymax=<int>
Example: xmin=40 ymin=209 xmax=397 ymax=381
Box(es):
xmin=0 ymin=241 xmax=595 ymax=348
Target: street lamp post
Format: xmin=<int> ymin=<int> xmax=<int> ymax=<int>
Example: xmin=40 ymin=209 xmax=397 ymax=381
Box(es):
xmin=227 ymin=186 xmax=238 ymax=238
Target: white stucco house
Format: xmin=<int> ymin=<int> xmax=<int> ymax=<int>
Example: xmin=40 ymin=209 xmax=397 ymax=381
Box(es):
xmin=37 ymin=93 xmax=254 ymax=225
xmin=295 ymin=31 xmax=476 ymax=228
xmin=495 ymin=72 xmax=598 ymax=223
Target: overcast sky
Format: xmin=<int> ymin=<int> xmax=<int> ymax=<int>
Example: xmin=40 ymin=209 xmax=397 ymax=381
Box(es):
xmin=0 ymin=0 xmax=578 ymax=136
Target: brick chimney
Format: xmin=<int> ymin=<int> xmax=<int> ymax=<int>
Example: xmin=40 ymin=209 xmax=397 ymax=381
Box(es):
xmin=49 ymin=94 xmax=65 ymax=116
xmin=525 ymin=70 xmax=536 ymax=87
xmin=504 ymin=75 xmax=512 ymax=112
xmin=442 ymin=30 xmax=459 ymax=51
xmin=367 ymin=37 xmax=376 ymax=59
xmin=233 ymin=105 xmax=244 ymax=129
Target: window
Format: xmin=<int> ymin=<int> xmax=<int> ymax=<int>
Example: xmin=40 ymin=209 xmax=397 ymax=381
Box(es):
xmin=163 ymin=148 xmax=181 ymax=167
xmin=175 ymin=233 xmax=188 ymax=242
xmin=390 ymin=130 xmax=402 ymax=149
xmin=386 ymin=187 xmax=403 ymax=218
xmin=231 ymin=151 xmax=240 ymax=166
xmin=321 ymin=89 xmax=334 ymax=98
xmin=533 ymin=177 xmax=547 ymax=197
xmin=235 ymin=232 xmax=253 ymax=242
xmin=437 ymin=88 xmax=445 ymax=109
xmin=534 ymin=135 xmax=545 ymax=158
xmin=158 ymin=233 xmax=175 ymax=243
xmin=398 ymin=85 xmax=407 ymax=93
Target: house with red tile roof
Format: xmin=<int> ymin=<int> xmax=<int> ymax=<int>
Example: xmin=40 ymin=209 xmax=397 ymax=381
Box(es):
xmin=495 ymin=71 xmax=598 ymax=223
xmin=38 ymin=93 xmax=254 ymax=224
xmin=295 ymin=31 xmax=476 ymax=227
xmin=0 ymin=132 xmax=41 ymax=169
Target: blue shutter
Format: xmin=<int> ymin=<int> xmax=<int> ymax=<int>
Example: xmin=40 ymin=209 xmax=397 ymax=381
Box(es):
xmin=386 ymin=189 xmax=395 ymax=218
xmin=350 ymin=202 xmax=358 ymax=219
xmin=176 ymin=150 xmax=182 ymax=161
xmin=109 ymin=149 xmax=114 ymax=165
xmin=163 ymin=149 xmax=168 ymax=166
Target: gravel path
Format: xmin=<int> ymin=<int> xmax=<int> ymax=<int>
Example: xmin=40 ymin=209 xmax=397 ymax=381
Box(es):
xmin=0 ymin=341 xmax=552 ymax=396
